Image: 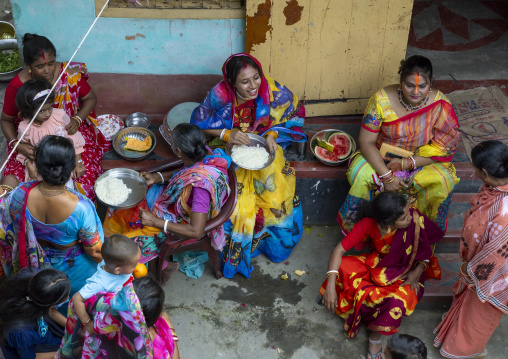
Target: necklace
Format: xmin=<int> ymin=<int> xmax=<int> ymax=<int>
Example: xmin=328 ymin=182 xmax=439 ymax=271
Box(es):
xmin=398 ymin=88 xmax=429 ymax=112
xmin=235 ymin=90 xmax=250 ymax=101
xmin=38 ymin=184 xmax=66 ymax=197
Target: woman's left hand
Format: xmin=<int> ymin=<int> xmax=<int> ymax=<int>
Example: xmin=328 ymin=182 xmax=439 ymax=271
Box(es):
xmin=401 ymin=266 xmax=424 ymax=294
xmin=266 ymin=134 xmax=278 ymax=154
xmin=139 ymin=208 xmax=158 ymax=227
xmin=66 ymin=117 xmax=81 ymax=135
xmin=73 ymin=162 xmax=86 ymax=179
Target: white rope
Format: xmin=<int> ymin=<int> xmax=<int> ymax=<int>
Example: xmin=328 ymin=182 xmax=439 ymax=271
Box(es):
xmin=0 ymin=0 xmax=110 ymax=175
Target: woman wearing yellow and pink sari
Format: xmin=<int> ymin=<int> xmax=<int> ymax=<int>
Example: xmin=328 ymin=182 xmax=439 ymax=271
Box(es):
xmin=191 ymin=53 xmax=306 ymax=278
xmin=434 ymin=140 xmax=508 ymax=359
xmin=338 ymin=56 xmax=460 ymax=278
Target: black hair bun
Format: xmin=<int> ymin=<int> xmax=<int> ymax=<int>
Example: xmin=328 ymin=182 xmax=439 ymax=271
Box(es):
xmin=23 ymin=33 xmax=38 ymax=43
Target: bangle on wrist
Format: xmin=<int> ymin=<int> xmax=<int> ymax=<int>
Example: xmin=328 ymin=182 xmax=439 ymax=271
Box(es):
xmin=409 ymin=156 xmax=416 ymax=170
xmin=378 ymin=170 xmax=392 ymax=179
xmin=265 ymin=130 xmax=279 ymax=140
xmin=220 ymin=129 xmax=227 ymax=140
xmin=81 ymin=317 xmax=92 ymax=327
xmin=222 ymin=130 xmax=232 ymax=143
xmin=164 ymin=219 xmax=169 ymax=233
xmin=157 ymin=171 xmax=164 ymax=183
xmin=326 ymin=270 xmax=339 ymax=277
xmin=8 ymin=139 xmax=18 ymax=148
xmin=73 ymin=115 xmax=82 ymax=126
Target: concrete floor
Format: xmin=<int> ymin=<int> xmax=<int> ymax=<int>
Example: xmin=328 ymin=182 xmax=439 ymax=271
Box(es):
xmin=2 ymin=0 xmax=508 ymax=358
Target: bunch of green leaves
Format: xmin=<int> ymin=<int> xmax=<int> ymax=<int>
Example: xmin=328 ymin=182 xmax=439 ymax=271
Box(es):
xmin=0 ymin=50 xmax=22 ymax=73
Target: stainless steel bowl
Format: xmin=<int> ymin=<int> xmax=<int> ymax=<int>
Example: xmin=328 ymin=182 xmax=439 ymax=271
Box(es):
xmin=310 ymin=129 xmax=356 ymax=166
xmin=225 ymin=133 xmax=275 ymax=170
xmin=0 ymin=39 xmax=22 ymax=82
xmin=125 ymin=112 xmax=151 ymax=128
xmin=0 ymin=22 xmax=15 ymax=39
xmin=113 ymin=127 xmax=156 ymax=161
xmin=94 ymin=168 xmax=148 ymax=209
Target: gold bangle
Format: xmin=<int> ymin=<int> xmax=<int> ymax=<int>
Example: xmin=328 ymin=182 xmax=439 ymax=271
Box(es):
xmin=417 ymin=261 xmax=428 ymax=271
xmin=222 ymin=130 xmax=232 ymax=143
xmin=265 ymin=130 xmax=278 ymax=140
xmin=401 ymin=158 xmax=405 ymax=171
xmin=383 ymin=175 xmax=396 ymax=184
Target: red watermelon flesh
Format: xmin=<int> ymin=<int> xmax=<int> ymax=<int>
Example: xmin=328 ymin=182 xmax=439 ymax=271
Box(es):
xmin=315 ymin=146 xmax=340 ymax=162
xmin=328 ymin=133 xmax=351 ymax=159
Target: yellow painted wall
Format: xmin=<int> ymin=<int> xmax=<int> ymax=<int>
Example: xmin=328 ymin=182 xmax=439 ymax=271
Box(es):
xmin=246 ymin=0 xmax=414 ymax=116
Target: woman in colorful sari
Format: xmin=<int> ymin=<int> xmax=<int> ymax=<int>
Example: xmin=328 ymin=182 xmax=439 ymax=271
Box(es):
xmin=103 ymin=123 xmax=230 ymax=284
xmin=1 ymin=33 xmax=111 ymax=202
xmin=434 ymin=140 xmax=508 ymax=358
xmin=191 ymin=53 xmax=306 ymax=278
xmin=0 ymin=136 xmax=103 ymax=305
xmin=57 ymin=277 xmax=180 ymax=359
xmin=338 ymin=55 xmax=460 ymax=235
xmin=321 ymin=192 xmax=443 ymax=359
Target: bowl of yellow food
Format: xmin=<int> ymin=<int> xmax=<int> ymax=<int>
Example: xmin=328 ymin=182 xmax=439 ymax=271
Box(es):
xmin=113 ymin=127 xmax=156 ymax=161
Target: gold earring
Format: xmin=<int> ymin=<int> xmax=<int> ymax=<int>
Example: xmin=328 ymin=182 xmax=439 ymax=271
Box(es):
xmin=28 ymin=68 xmax=32 ymax=74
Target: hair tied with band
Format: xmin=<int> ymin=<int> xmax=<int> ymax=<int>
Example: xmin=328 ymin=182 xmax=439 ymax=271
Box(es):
xmin=26 ymin=296 xmax=32 ymax=301
xmin=33 ymin=89 xmax=51 ymax=101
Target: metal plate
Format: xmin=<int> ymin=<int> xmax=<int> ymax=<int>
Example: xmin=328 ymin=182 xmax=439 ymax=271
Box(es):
xmin=113 ymin=127 xmax=156 ymax=161
xmin=310 ymin=129 xmax=356 ymax=166
xmin=125 ymin=112 xmax=151 ymax=128
xmin=94 ymin=168 xmax=148 ymax=209
xmin=225 ymin=133 xmax=275 ymax=170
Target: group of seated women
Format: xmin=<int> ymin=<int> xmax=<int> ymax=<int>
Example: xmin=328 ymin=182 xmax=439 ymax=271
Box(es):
xmin=0 ymin=31 xmax=506 ymax=359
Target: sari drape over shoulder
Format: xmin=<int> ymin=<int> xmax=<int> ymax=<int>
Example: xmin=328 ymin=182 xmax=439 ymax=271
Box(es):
xmin=0 ymin=182 xmax=103 ymax=300
xmin=103 ymin=150 xmax=231 ymax=262
xmin=320 ymin=210 xmax=443 ymax=337
xmin=191 ymin=53 xmax=306 ymax=149
xmin=190 ymin=53 xmax=305 ymax=278
xmin=434 ymin=183 xmax=508 ymax=358
xmin=339 ymin=89 xmax=460 ymax=235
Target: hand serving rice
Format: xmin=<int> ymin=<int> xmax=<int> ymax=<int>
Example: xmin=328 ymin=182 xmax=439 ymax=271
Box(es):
xmin=231 ymin=144 xmax=269 ymax=169
xmin=95 ymin=177 xmax=132 ymax=206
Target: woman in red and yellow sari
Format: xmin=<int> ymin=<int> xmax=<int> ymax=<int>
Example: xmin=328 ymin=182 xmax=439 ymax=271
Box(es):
xmin=338 ymin=55 xmax=460 ymax=238
xmin=321 ymin=192 xmax=443 ymax=359
xmin=434 ymin=140 xmax=508 ymax=359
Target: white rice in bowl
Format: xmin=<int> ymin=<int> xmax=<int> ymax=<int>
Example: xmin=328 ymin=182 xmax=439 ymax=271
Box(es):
xmin=95 ymin=176 xmax=132 ymax=206
xmin=231 ymin=144 xmax=269 ymax=169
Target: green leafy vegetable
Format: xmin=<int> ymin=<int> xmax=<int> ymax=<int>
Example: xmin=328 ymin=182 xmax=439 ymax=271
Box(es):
xmin=0 ymin=50 xmax=22 ymax=73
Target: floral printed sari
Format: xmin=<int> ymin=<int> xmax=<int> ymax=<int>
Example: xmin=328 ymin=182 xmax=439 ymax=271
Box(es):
xmin=191 ymin=53 xmax=306 ymax=278
xmin=57 ymin=282 xmax=158 ymax=358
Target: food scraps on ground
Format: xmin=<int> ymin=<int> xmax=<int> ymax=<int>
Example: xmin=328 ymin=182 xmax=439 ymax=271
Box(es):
xmin=0 ymin=50 xmax=22 ymax=73
xmin=280 ymin=273 xmax=288 ymax=280
xmin=294 ymin=270 xmax=306 ymax=277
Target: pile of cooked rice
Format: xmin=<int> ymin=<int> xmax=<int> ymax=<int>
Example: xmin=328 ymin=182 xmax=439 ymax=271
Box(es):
xmin=95 ymin=177 xmax=132 ymax=206
xmin=231 ymin=144 xmax=269 ymax=169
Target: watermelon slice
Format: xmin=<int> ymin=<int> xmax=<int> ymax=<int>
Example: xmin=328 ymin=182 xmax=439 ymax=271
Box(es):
xmin=328 ymin=132 xmax=352 ymax=159
xmin=315 ymin=146 xmax=340 ymax=162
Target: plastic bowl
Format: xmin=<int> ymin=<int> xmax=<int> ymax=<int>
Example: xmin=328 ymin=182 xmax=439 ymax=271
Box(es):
xmin=310 ymin=129 xmax=356 ymax=166
xmin=125 ymin=112 xmax=151 ymax=128
xmin=225 ymin=133 xmax=275 ymax=170
xmin=113 ymin=127 xmax=156 ymax=161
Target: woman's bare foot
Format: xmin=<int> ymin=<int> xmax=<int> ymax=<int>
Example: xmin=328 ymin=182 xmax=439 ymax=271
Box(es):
xmin=161 ymin=261 xmax=180 ymax=286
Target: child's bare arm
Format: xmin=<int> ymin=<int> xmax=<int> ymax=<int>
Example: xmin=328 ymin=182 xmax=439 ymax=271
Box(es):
xmin=48 ymin=307 xmax=67 ymax=328
xmin=73 ymin=292 xmax=94 ymax=333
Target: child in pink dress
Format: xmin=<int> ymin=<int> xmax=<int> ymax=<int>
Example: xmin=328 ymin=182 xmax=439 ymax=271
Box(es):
xmin=15 ymin=79 xmax=85 ymax=187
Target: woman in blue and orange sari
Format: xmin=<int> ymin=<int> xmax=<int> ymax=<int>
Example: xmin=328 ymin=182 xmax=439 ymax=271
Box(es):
xmin=338 ymin=55 xmax=460 ymax=279
xmin=103 ymin=124 xmax=230 ymax=284
xmin=191 ymin=53 xmax=306 ymax=278
xmin=0 ymin=136 xmax=103 ymax=308
xmin=321 ymin=192 xmax=443 ymax=359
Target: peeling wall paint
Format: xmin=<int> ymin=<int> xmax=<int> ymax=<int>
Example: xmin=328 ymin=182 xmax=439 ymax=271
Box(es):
xmin=246 ymin=0 xmax=272 ymax=54
xmin=283 ymin=0 xmax=303 ymax=26
xmin=11 ymin=0 xmax=245 ymax=75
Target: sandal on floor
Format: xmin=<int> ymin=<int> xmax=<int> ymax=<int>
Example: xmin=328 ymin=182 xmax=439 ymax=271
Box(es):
xmin=367 ymin=337 xmax=383 ymax=359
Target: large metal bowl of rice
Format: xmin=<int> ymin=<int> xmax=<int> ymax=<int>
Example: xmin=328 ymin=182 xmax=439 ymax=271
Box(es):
xmin=225 ymin=133 xmax=275 ymax=170
xmin=94 ymin=168 xmax=148 ymax=209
